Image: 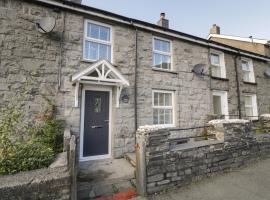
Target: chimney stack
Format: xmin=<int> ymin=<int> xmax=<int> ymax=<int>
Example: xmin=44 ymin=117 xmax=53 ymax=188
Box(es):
xmin=210 ymin=24 xmax=220 ymax=34
xmin=157 ymin=13 xmax=169 ymax=29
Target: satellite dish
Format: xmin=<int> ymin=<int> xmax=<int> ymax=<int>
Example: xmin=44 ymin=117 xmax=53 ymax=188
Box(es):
xmin=265 ymin=67 xmax=270 ymax=78
xmin=36 ymin=17 xmax=56 ymax=33
xmin=192 ymin=64 xmax=206 ymax=77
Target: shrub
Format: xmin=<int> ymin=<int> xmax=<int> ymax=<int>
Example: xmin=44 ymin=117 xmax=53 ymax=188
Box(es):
xmin=0 ymin=88 xmax=63 ymax=175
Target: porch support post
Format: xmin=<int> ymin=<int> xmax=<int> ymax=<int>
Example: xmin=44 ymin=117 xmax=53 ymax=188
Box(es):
xmin=74 ymin=82 xmax=79 ymax=107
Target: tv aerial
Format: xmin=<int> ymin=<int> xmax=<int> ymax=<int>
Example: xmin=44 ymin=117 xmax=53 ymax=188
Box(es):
xmin=36 ymin=17 xmax=56 ymax=33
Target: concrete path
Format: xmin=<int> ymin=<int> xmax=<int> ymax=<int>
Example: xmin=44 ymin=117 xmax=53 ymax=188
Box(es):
xmin=145 ymin=159 xmax=270 ymax=200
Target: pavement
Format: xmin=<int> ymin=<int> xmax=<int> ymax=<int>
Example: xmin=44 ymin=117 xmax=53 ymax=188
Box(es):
xmin=136 ymin=158 xmax=270 ymax=200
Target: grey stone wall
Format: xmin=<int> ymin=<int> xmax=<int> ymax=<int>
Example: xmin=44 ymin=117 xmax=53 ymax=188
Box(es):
xmin=137 ymin=119 xmax=270 ymax=194
xmin=0 ymin=166 xmax=70 ymax=200
xmin=1 ymin=0 xmax=270 ymax=159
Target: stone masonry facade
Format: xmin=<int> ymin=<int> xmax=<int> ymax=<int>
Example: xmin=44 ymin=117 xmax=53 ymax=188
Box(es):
xmin=0 ymin=0 xmax=270 ymax=159
xmin=136 ymin=118 xmax=270 ymax=194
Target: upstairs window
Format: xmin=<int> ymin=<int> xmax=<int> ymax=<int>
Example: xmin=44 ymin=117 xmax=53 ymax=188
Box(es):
xmin=84 ymin=20 xmax=112 ymax=62
xmin=241 ymin=59 xmax=255 ymax=83
xmin=210 ymin=52 xmax=226 ymax=78
xmin=153 ymin=37 xmax=172 ymax=70
xmin=152 ymin=90 xmax=174 ymax=126
xmin=244 ymin=94 xmax=258 ymax=119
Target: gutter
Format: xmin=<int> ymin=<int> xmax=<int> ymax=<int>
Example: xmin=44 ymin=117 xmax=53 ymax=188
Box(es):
xmin=32 ymin=0 xmax=270 ymax=62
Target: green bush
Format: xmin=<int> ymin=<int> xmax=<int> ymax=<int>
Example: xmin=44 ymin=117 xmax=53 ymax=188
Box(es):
xmin=0 ymin=90 xmax=63 ymax=175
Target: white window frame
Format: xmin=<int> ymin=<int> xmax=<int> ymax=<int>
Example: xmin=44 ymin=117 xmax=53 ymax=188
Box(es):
xmin=152 ymin=36 xmax=173 ymax=71
xmin=152 ymin=90 xmax=175 ymax=127
xmin=241 ymin=58 xmax=255 ymax=83
xmin=83 ymin=19 xmax=113 ymax=62
xmin=210 ymin=50 xmax=226 ymax=78
xmin=243 ymin=94 xmax=258 ymax=120
xmin=212 ymin=90 xmax=229 ymax=120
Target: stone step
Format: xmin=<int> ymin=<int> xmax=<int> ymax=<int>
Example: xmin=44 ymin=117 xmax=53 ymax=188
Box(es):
xmin=125 ymin=153 xmax=136 ymax=167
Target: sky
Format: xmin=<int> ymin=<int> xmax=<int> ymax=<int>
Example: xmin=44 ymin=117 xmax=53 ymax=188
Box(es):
xmin=82 ymin=0 xmax=270 ymax=40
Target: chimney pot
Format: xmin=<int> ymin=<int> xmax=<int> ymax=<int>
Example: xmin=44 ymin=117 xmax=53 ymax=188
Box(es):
xmin=157 ymin=12 xmax=169 ymax=29
xmin=210 ymin=24 xmax=220 ymax=34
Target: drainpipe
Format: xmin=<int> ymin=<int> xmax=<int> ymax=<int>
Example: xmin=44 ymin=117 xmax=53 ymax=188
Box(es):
xmin=234 ymin=52 xmax=242 ymax=119
xmin=58 ymin=11 xmax=66 ymax=90
xmin=131 ymin=21 xmax=138 ymax=141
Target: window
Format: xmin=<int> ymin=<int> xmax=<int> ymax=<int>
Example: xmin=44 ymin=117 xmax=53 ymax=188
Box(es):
xmin=152 ymin=90 xmax=174 ymax=126
xmin=153 ymin=37 xmax=172 ymax=70
xmin=212 ymin=91 xmax=229 ymax=119
xmin=210 ymin=52 xmax=226 ymax=78
xmin=241 ymin=59 xmax=255 ymax=83
xmin=84 ymin=20 xmax=112 ymax=62
xmin=244 ymin=94 xmax=258 ymax=120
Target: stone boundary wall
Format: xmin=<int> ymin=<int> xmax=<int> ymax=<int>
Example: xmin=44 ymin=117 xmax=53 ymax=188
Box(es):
xmin=0 ymin=128 xmax=76 ymax=200
xmin=0 ymin=166 xmax=70 ymax=200
xmin=136 ymin=118 xmax=270 ymax=195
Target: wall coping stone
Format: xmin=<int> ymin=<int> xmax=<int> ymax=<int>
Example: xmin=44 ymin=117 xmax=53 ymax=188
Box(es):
xmin=171 ymin=139 xmax=224 ymax=151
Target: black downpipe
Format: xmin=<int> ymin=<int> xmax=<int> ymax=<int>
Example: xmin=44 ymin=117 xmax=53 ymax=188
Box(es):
xmin=134 ymin=25 xmax=138 ymax=136
xmin=234 ymin=53 xmax=242 ymax=119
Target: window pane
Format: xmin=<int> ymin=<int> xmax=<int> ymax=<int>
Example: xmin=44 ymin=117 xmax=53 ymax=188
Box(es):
xmin=213 ymin=95 xmax=222 ymax=115
xmin=245 ymin=107 xmax=253 ymax=117
xmin=159 ymin=93 xmax=165 ymax=106
xmin=153 ymin=109 xmax=159 ymax=124
xmin=241 ymin=61 xmax=249 ymax=71
xmin=165 ymin=93 xmax=172 ymax=106
xmin=161 ymin=40 xmax=170 ymax=52
xmin=212 ymin=66 xmax=221 ymax=77
xmin=161 ymin=55 xmax=171 ymax=69
xmin=153 ymin=53 xmax=162 ymax=68
xmin=89 ymin=23 xmax=99 ymax=39
xmin=99 ymin=44 xmax=108 ymax=60
xmin=165 ymin=109 xmax=172 ymax=124
xmin=211 ymin=53 xmax=220 ymax=65
xmin=100 ymin=26 xmax=110 ymax=41
xmin=89 ymin=41 xmax=99 ymax=60
xmin=159 ymin=109 xmax=165 ymax=124
xmin=243 ymin=71 xmax=251 ymax=82
xmin=154 ymin=93 xmax=159 ymax=106
xmin=154 ymin=39 xmax=162 ymax=51
xmin=154 ymin=38 xmax=170 ymax=53
xmin=244 ymin=96 xmax=252 ymax=106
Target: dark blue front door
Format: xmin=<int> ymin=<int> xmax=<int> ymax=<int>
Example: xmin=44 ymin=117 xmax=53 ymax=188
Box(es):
xmin=83 ymin=90 xmax=109 ymax=157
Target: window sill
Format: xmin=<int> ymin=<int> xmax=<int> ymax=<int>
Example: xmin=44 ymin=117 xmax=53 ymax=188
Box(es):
xmin=211 ymin=76 xmax=229 ymax=81
xmin=81 ymin=59 xmax=95 ymax=64
xmin=243 ymin=81 xmax=257 ymax=85
xmin=152 ymin=67 xmax=178 ymax=74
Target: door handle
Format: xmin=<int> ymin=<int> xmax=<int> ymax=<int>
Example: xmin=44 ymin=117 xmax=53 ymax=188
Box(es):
xmin=91 ymin=125 xmax=103 ymax=129
xmin=104 ymin=120 xmax=109 ymax=122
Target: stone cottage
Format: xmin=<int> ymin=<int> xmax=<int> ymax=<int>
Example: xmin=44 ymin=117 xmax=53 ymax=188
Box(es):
xmin=1 ymin=0 xmax=270 ymax=162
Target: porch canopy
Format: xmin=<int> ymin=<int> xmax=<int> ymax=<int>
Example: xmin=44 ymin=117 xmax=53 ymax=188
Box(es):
xmin=71 ymin=59 xmax=129 ymax=107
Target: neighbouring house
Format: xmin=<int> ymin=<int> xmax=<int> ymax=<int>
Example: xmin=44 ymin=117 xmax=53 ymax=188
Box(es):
xmin=208 ymin=24 xmax=270 ymax=57
xmin=1 ymin=0 xmax=270 ymax=164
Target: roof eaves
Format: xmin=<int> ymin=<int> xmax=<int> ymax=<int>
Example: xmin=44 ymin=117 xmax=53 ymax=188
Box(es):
xmin=32 ymin=0 xmax=270 ymax=62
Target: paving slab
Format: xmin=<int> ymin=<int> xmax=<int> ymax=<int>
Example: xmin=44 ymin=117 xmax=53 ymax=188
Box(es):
xmin=147 ymin=158 xmax=270 ymax=200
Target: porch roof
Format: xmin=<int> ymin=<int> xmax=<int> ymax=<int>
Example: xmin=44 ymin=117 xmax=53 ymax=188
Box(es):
xmin=72 ymin=59 xmax=129 ymax=86
xmin=71 ymin=59 xmax=129 ymax=108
